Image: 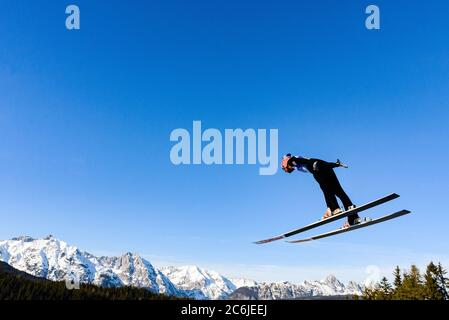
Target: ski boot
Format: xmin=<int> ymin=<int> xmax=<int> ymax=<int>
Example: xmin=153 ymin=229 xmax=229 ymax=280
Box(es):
xmin=322 ymin=208 xmax=342 ymax=220
xmin=342 ymin=216 xmax=370 ymax=229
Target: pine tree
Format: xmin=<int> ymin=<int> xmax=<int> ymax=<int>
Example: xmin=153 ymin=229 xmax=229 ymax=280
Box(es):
xmin=392 ymin=266 xmax=403 ymax=299
xmin=377 ymin=277 xmax=393 ymax=300
xmin=423 ymin=262 xmax=444 ymax=300
xmin=362 ymin=285 xmax=377 ymax=300
xmin=393 ymin=266 xmax=402 ymax=287
xmin=436 ymin=263 xmax=449 ymax=300
xmin=400 ymin=265 xmax=425 ymax=300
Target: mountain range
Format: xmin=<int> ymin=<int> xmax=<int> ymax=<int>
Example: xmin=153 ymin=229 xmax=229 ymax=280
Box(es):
xmin=0 ymin=235 xmax=363 ymax=300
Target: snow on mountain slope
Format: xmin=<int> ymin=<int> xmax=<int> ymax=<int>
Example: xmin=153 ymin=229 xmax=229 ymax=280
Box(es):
xmin=229 ymin=277 xmax=258 ymax=289
xmin=0 ymin=235 xmax=363 ymax=300
xmin=160 ymin=265 xmax=257 ymax=300
xmin=229 ymin=275 xmax=363 ymax=300
xmin=0 ymin=235 xmax=180 ymax=296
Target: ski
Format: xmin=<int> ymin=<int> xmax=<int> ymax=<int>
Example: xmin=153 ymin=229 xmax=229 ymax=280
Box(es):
xmin=254 ymin=193 xmax=400 ymax=244
xmin=286 ymin=209 xmax=411 ymax=243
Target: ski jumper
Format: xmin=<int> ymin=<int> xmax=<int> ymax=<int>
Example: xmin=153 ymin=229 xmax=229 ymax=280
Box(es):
xmin=290 ymin=157 xmax=359 ymax=224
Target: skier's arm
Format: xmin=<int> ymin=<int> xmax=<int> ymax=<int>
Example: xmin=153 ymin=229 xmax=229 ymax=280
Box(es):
xmin=319 ymin=160 xmax=341 ymax=169
xmin=321 ymin=159 xmax=348 ymax=169
xmin=314 ymin=159 xmax=349 ymax=169
xmin=290 ymin=156 xmax=348 ymax=171
xmin=291 ymin=157 xmax=314 ymax=167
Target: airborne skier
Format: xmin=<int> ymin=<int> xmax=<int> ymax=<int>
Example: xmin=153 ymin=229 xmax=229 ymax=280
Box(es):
xmin=281 ymin=154 xmax=360 ymax=228
xmin=254 ymin=156 xmax=407 ymax=244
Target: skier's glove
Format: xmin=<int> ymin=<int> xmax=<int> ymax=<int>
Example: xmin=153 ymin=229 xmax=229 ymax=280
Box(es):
xmin=336 ymin=159 xmax=348 ymax=168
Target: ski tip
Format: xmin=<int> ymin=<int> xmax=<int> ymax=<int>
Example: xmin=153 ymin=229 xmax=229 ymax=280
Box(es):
xmin=254 ymin=235 xmax=285 ymax=245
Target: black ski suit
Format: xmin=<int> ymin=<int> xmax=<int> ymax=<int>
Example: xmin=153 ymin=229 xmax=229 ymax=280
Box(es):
xmin=290 ymin=157 xmax=359 ymax=224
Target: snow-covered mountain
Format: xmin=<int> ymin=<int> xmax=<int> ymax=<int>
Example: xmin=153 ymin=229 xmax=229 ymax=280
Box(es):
xmin=160 ymin=265 xmax=257 ymax=300
xmin=0 ymin=235 xmax=181 ymax=296
xmin=0 ymin=235 xmax=363 ymax=300
xmin=229 ymin=276 xmax=363 ymax=300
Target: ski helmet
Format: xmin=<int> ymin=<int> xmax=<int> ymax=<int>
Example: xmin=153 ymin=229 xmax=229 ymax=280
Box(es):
xmin=281 ymin=154 xmax=294 ymax=173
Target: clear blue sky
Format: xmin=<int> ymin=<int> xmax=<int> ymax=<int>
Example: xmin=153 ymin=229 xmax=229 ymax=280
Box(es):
xmin=1 ymin=0 xmax=448 ymax=283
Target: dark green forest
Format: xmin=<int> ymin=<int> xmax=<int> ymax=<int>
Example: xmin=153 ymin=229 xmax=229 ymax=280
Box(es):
xmin=362 ymin=262 xmax=449 ymax=300
xmin=0 ymin=261 xmax=180 ymax=300
xmin=2 ymin=261 xmax=448 ymax=300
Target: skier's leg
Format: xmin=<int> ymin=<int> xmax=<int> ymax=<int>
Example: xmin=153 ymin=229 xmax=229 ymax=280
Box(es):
xmin=313 ymin=168 xmax=338 ymax=210
xmin=314 ymin=165 xmax=343 ymax=218
xmin=320 ymin=185 xmax=339 ymax=211
xmin=326 ymin=169 xmax=359 ymax=225
xmin=334 ymin=182 xmax=354 ymax=210
xmin=334 ymin=184 xmax=359 ymax=224
xmin=335 ymin=182 xmax=359 ymax=225
xmin=324 ymin=169 xmax=353 ymax=209
xmin=320 ymin=186 xmax=340 ymax=219
xmin=318 ymin=172 xmax=341 ymax=219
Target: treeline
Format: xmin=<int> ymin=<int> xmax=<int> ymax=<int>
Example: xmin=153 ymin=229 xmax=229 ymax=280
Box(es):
xmin=362 ymin=262 xmax=448 ymax=300
xmin=0 ymin=267 xmax=181 ymax=300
